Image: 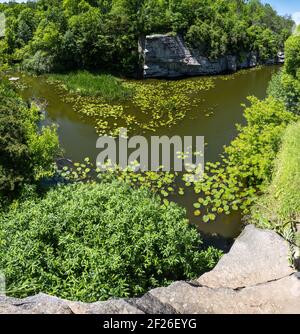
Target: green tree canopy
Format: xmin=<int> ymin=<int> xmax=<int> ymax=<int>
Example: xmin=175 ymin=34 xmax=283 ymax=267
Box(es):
xmin=0 ymin=80 xmax=60 ymax=202
xmin=0 ymin=0 xmax=295 ymax=74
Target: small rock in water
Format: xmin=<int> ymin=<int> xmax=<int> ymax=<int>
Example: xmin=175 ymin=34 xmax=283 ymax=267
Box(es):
xmin=9 ymin=77 xmax=20 ymax=81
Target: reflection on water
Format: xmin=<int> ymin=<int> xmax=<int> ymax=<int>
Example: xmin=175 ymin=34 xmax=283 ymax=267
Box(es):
xmin=18 ymin=66 xmax=279 ymax=240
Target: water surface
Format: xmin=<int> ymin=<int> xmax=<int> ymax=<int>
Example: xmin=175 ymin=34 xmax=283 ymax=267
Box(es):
xmin=18 ymin=66 xmax=279 ymax=239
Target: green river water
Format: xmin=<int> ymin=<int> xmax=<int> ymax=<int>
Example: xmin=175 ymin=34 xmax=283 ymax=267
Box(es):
xmin=17 ymin=66 xmax=279 ymax=241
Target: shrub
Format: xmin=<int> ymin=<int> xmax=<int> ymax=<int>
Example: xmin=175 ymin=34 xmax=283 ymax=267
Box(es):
xmin=267 ymin=71 xmax=285 ymax=101
xmin=267 ymin=70 xmax=300 ymax=115
xmin=22 ymin=50 xmax=56 ymax=74
xmin=0 ymin=80 xmax=59 ymax=200
xmin=280 ymin=71 xmax=300 ymax=114
xmin=267 ymin=35 xmax=300 ymax=114
xmin=0 ymin=181 xmax=221 ymax=302
xmin=284 ymin=35 xmax=300 ymax=78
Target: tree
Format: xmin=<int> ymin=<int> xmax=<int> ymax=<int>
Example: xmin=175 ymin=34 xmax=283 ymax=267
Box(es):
xmin=268 ymin=35 xmax=300 ymax=114
xmin=17 ymin=8 xmax=37 ymax=45
xmin=284 ymin=35 xmax=300 ymax=78
xmin=0 ymin=80 xmax=60 ymax=201
xmin=0 ymin=0 xmax=294 ymax=74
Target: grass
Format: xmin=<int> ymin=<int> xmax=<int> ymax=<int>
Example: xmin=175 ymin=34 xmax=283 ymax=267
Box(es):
xmin=253 ymin=120 xmax=300 ymax=228
xmin=48 ymin=71 xmax=133 ymax=101
xmin=269 ymin=121 xmax=300 ymax=222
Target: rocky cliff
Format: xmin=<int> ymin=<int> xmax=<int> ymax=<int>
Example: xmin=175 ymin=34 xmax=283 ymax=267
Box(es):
xmin=140 ymin=34 xmax=283 ymax=78
xmin=1 ymin=225 xmax=299 ymax=314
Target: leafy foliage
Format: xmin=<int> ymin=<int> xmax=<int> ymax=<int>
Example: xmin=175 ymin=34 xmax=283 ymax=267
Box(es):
xmin=267 ymin=34 xmax=300 ymax=114
xmin=267 ymin=71 xmax=285 ymax=101
xmin=192 ymin=97 xmax=297 ymax=220
xmin=48 ymin=71 xmax=215 ymax=136
xmin=284 ymin=35 xmax=300 ymax=77
xmin=251 ymin=121 xmax=300 ymax=229
xmin=0 ymin=79 xmax=60 ymax=201
xmin=0 ymin=0 xmax=294 ymax=74
xmin=0 ymin=181 xmax=221 ymax=302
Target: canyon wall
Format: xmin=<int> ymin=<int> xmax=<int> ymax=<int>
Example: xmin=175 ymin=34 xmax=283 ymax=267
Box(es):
xmin=140 ymin=34 xmax=284 ymax=78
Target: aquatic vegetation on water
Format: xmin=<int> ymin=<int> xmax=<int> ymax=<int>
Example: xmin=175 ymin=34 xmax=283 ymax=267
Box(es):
xmin=218 ymin=66 xmax=264 ymax=81
xmin=192 ymin=96 xmax=298 ymax=222
xmin=58 ymin=158 xmax=179 ymax=204
xmin=47 ymin=68 xmax=268 ymax=137
xmin=10 ymin=80 xmax=28 ymax=91
xmin=47 ymin=74 xmax=215 ymax=136
xmin=48 ymin=72 xmax=133 ymax=100
xmin=55 ymin=94 xmax=299 ymax=227
xmin=65 ymin=96 xmax=134 ymax=136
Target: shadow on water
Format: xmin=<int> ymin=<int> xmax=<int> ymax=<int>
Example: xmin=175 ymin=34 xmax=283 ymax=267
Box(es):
xmin=16 ymin=66 xmax=279 ymax=245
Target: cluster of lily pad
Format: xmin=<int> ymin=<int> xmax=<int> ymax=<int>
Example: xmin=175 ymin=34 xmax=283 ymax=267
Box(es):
xmin=52 ymin=69 xmax=277 ymax=226
xmin=56 ymin=156 xmax=219 ymax=222
xmin=191 ymin=161 xmax=253 ymax=223
xmin=217 ymin=66 xmax=264 ymax=81
xmin=57 ymin=158 xmax=181 ymax=208
xmin=64 ymin=95 xmax=133 ymax=136
xmin=56 ymin=150 xmax=266 ymax=226
xmin=48 ymin=75 xmax=215 ymax=136
xmin=56 ymin=155 xmax=249 ymax=225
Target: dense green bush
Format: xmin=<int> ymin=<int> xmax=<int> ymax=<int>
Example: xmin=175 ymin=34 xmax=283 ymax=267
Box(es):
xmin=280 ymin=72 xmax=300 ymax=114
xmin=284 ymin=35 xmax=300 ymax=77
xmin=22 ymin=50 xmax=57 ymax=74
xmin=267 ymin=71 xmax=285 ymax=101
xmin=267 ymin=35 xmax=300 ymax=114
xmin=0 ymin=181 xmax=221 ymax=302
xmin=0 ymin=79 xmax=59 ymax=201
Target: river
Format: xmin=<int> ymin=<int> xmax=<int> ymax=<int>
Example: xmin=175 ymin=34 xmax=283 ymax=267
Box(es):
xmin=17 ymin=66 xmax=279 ymax=241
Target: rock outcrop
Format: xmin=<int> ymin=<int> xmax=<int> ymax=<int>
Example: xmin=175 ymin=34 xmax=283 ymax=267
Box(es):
xmin=0 ymin=225 xmax=299 ymax=314
xmin=140 ymin=34 xmax=283 ymax=78
xmin=197 ymin=225 xmax=295 ymax=289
